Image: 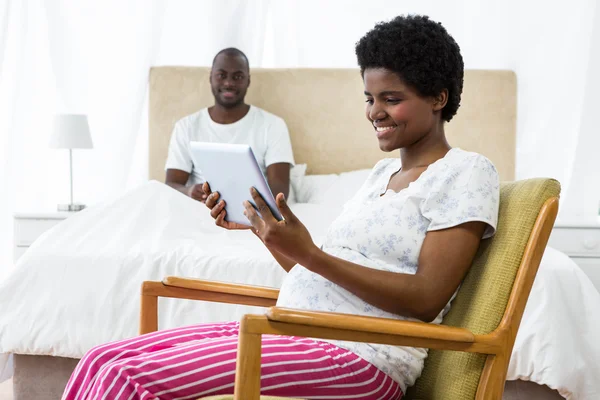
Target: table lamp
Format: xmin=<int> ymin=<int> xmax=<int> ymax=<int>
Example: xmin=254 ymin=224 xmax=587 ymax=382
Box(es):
xmin=49 ymin=114 xmax=93 ymax=211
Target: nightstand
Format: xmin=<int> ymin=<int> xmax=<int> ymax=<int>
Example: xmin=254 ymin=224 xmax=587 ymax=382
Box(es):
xmin=548 ymin=220 xmax=600 ymax=291
xmin=13 ymin=212 xmax=75 ymax=262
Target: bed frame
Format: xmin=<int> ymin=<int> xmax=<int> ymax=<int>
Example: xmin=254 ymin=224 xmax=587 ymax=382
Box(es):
xmin=11 ymin=67 xmax=563 ymax=400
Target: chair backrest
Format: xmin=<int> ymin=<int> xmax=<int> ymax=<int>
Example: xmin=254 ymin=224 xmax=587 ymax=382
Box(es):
xmin=407 ymin=178 xmax=561 ymax=400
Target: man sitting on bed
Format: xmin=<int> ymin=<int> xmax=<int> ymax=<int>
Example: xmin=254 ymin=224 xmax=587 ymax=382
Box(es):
xmin=165 ymin=47 xmax=294 ymax=202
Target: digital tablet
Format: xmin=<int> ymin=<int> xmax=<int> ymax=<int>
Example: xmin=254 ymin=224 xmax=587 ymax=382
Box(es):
xmin=190 ymin=142 xmax=282 ymax=226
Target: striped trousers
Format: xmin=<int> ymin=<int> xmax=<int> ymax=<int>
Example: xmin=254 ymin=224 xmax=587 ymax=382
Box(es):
xmin=62 ymin=321 xmax=402 ymax=400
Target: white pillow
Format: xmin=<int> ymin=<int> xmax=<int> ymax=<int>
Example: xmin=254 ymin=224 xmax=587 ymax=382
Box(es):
xmin=295 ymin=173 xmax=339 ymax=204
xmin=300 ymin=169 xmax=372 ymax=208
xmin=287 ymin=163 xmax=307 ymax=204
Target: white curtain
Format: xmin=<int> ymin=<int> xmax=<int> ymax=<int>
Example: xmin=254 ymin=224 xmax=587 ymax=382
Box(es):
xmin=0 ymin=0 xmax=272 ymax=279
xmin=0 ymin=0 xmax=36 ymax=282
xmin=1 ymin=0 xmax=599 ymax=280
xmin=561 ymin=0 xmax=600 ymax=219
xmin=264 ymin=0 xmax=599 ymax=205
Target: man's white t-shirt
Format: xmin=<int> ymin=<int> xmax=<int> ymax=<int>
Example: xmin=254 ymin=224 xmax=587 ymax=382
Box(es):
xmin=165 ymin=106 xmax=295 ymax=186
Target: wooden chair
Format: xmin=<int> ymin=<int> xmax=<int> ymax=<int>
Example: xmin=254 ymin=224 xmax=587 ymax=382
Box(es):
xmin=139 ymin=178 xmax=560 ymax=400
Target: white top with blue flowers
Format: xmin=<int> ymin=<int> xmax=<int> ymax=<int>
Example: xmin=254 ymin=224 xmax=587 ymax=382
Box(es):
xmin=276 ymin=148 xmax=500 ymax=393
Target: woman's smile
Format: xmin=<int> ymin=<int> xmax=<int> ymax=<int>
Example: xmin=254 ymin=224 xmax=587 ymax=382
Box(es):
xmin=374 ymin=124 xmax=398 ymax=139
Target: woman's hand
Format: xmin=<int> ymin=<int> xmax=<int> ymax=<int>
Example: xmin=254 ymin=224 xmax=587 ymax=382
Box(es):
xmin=202 ymin=182 xmax=251 ymax=230
xmin=244 ymin=187 xmax=318 ymax=265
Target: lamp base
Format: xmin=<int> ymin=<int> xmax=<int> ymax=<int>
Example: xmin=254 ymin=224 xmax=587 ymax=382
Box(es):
xmin=57 ymin=203 xmax=86 ymax=212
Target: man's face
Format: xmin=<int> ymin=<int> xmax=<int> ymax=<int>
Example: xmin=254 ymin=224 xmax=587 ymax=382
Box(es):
xmin=210 ymin=54 xmax=250 ymax=108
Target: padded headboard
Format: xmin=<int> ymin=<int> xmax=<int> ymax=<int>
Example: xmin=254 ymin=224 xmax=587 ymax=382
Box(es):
xmin=149 ymin=67 xmax=516 ymax=180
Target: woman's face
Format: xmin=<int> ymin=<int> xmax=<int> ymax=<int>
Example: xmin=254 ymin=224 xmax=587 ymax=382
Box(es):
xmin=363 ymin=68 xmax=442 ymax=152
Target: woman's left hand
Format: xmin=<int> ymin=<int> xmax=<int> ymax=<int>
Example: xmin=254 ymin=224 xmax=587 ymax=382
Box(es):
xmin=244 ymin=187 xmax=318 ymax=265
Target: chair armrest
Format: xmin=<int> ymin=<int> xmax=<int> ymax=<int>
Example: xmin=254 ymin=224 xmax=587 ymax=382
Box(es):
xmin=235 ymin=311 xmax=491 ymax=400
xmin=140 ymin=277 xmax=278 ymax=308
xmin=139 ymin=278 xmax=279 ymax=335
xmin=266 ymin=307 xmax=474 ymax=343
xmin=162 ymin=276 xmax=280 ymax=300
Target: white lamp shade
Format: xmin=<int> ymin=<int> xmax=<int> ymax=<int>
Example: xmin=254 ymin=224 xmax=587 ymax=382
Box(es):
xmin=49 ymin=114 xmax=93 ymax=149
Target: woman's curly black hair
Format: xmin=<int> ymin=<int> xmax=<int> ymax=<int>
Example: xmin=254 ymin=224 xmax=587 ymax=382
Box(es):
xmin=355 ymin=15 xmax=464 ymax=122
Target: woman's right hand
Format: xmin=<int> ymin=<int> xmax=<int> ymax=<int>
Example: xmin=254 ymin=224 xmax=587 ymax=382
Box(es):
xmin=202 ymin=182 xmax=251 ymax=230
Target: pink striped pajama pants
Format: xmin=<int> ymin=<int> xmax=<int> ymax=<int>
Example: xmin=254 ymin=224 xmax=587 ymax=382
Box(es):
xmin=62 ymin=321 xmax=402 ymax=400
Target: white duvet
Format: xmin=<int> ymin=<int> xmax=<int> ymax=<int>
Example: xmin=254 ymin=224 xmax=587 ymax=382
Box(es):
xmin=0 ymin=181 xmax=599 ymax=399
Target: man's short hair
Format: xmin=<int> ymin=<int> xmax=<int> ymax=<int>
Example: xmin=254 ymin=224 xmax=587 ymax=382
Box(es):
xmin=212 ymin=48 xmax=250 ymax=71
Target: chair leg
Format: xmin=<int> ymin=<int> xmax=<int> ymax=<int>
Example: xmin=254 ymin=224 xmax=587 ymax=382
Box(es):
xmin=139 ymin=293 xmax=158 ymax=334
xmin=476 ymin=354 xmax=509 ymax=400
xmin=234 ymin=323 xmax=262 ymax=400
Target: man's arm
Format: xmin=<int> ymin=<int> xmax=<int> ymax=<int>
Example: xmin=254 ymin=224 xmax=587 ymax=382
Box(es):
xmin=263 ymin=116 xmax=294 ymax=200
xmin=266 ymin=163 xmax=291 ymax=200
xmin=166 ymin=169 xmax=206 ymax=201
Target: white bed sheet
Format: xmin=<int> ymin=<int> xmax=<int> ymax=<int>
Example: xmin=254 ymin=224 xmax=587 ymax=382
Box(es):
xmin=0 ymin=181 xmax=598 ymax=399
xmin=507 ymin=246 xmax=600 ymax=399
xmin=0 ymin=182 xmax=339 ymax=358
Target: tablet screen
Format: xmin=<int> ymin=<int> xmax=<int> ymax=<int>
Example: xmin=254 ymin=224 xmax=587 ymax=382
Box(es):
xmin=190 ymin=142 xmax=282 ymax=225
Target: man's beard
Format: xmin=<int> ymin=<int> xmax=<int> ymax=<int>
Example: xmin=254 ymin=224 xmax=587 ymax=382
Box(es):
xmin=215 ymin=95 xmax=244 ymax=109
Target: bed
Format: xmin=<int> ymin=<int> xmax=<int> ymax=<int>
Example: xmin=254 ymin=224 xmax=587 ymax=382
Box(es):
xmin=0 ymin=67 xmax=599 ymax=400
